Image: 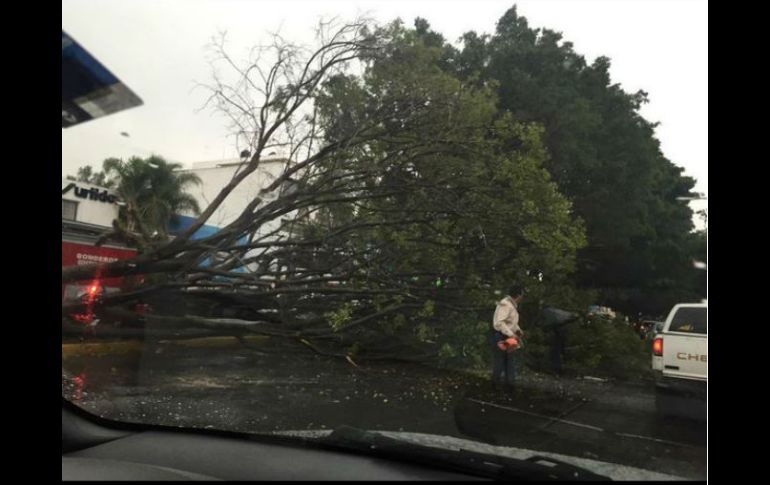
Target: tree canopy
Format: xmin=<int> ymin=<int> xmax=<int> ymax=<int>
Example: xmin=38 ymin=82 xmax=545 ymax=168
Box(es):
xmin=408 ymin=7 xmax=704 ymax=315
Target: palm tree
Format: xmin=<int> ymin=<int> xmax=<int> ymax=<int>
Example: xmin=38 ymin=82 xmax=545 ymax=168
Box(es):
xmin=69 ymin=165 xmax=114 ymax=187
xmin=102 ymin=155 xmax=202 ymax=241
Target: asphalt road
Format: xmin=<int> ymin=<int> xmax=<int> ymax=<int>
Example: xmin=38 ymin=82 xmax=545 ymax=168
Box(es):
xmin=62 ymin=338 xmax=706 ymax=479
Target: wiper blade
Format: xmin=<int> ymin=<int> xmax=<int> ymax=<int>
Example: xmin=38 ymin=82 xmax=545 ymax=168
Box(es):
xmin=320 ymin=426 xmax=611 ymax=481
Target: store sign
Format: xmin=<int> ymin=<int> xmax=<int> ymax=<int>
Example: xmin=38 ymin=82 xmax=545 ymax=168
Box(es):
xmin=62 ymin=183 xmax=118 ymax=204
xmin=61 ymin=241 xmax=140 ymax=300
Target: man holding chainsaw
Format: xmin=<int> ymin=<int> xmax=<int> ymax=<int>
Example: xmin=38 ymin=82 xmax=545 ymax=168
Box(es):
xmin=491 ymin=285 xmax=525 ymax=392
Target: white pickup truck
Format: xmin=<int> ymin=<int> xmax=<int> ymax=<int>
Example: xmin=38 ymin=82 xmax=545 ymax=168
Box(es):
xmin=651 ymin=303 xmax=707 ymax=420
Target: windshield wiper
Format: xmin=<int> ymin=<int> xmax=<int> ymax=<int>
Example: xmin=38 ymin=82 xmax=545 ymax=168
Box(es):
xmin=319 ymin=426 xmax=611 ymax=481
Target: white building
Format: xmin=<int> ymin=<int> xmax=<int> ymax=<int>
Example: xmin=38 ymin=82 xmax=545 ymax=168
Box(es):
xmin=175 ymin=157 xmax=289 ymax=226
xmin=62 ymin=179 xmax=121 ymax=230
xmin=61 ymin=179 xmax=137 ymax=299
xmin=172 ymin=157 xmax=295 ymax=241
xmin=61 ymin=157 xmax=297 ymax=293
xmin=171 ymin=157 xmax=300 ymax=275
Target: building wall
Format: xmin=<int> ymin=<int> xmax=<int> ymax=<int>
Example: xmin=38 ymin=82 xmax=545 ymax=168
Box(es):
xmin=62 ymin=179 xmax=120 ymax=228
xmin=61 ymin=180 xmax=137 ymax=300
xmin=172 ymin=157 xmax=297 ymax=275
xmin=63 ymin=158 xmax=293 ymax=237
xmin=62 ymin=158 xmax=296 ymax=278
xmin=62 ymin=240 xmax=138 ymax=299
xmin=175 ymin=158 xmax=294 ymax=241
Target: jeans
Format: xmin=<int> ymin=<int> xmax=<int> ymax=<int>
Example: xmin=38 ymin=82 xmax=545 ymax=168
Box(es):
xmin=491 ymin=331 xmax=516 ymax=387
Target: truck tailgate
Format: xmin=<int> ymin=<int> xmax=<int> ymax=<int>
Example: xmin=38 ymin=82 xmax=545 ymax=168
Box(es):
xmin=662 ymin=333 xmax=707 ymax=380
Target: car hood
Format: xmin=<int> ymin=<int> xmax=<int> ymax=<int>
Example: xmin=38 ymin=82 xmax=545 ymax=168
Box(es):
xmin=271 ymin=429 xmax=687 ymax=481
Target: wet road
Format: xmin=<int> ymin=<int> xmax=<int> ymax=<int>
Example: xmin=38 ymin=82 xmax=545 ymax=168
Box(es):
xmin=62 ymin=338 xmax=706 ymax=479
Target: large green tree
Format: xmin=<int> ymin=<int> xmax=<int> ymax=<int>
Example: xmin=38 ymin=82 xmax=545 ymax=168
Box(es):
xmin=410 ymin=8 xmax=704 ymax=316
xmin=297 ymin=22 xmax=587 ymax=365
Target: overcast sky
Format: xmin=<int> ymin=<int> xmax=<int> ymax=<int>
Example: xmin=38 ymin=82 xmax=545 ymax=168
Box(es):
xmin=62 ymin=0 xmax=707 ymax=224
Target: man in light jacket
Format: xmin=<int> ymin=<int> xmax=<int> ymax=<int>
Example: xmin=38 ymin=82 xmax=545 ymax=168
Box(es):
xmin=491 ymin=285 xmax=525 ymax=392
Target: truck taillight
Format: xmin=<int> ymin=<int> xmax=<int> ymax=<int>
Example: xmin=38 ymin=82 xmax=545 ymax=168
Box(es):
xmin=652 ymin=337 xmax=663 ymax=356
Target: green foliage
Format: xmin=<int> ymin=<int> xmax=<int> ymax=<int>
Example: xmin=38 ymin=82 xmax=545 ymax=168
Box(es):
xmin=414 ymin=322 xmax=436 ymax=343
xmin=438 ymin=343 xmax=458 ymax=365
xmin=104 ymin=156 xmax=202 ymax=236
xmin=516 ymin=325 xmax=551 ymax=370
xmin=293 ymin=21 xmax=591 ymax=370
xmin=510 ymin=313 xmax=650 ymax=379
xmin=418 ymin=300 xmax=435 ymax=319
xmin=325 ymin=303 xmax=354 ymax=332
xmin=69 ymin=156 xmax=202 ymax=247
xmin=411 ymin=9 xmax=705 ymax=316
xmin=435 ymin=315 xmax=491 ymax=370
xmin=346 ymin=342 xmax=362 ymax=358
xmin=68 ymin=156 xmax=202 ymax=255
xmin=381 ymin=313 xmax=408 ymax=335
xmin=71 ymin=165 xmax=113 ymax=187
xmin=562 ymin=316 xmax=651 ymax=379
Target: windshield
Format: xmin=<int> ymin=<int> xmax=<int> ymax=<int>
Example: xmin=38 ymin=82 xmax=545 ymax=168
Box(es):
xmin=62 ymin=0 xmax=707 ymax=480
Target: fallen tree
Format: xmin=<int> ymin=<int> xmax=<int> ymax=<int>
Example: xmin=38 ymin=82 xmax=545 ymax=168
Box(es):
xmin=62 ymin=18 xmax=587 ymax=367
